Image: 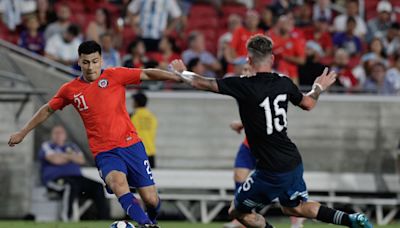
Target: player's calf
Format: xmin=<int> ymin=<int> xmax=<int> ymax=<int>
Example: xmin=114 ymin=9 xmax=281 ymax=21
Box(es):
xmin=138 ymin=185 xmax=161 ymax=224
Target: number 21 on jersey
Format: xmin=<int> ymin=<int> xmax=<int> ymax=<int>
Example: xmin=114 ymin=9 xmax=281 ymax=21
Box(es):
xmin=74 ymin=94 xmax=89 ymax=111
xmin=259 ymin=94 xmax=287 ymax=135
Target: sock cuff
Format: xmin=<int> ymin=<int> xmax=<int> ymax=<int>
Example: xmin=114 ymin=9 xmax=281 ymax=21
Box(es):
xmin=118 ymin=192 xmax=133 ymax=203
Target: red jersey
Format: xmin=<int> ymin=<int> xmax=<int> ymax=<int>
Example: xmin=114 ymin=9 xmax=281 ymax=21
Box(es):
xmin=231 ymin=27 xmax=264 ymax=57
xmin=267 ymin=29 xmax=306 ymax=79
xmin=48 ymin=67 xmax=142 ymax=157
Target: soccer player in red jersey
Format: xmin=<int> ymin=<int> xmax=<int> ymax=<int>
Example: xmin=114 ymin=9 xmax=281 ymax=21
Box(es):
xmin=8 ymin=41 xmax=181 ymax=228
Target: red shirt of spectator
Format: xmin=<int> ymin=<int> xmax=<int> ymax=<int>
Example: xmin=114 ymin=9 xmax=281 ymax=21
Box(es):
xmin=231 ymin=27 xmax=264 ymax=57
xmin=48 ymin=67 xmax=142 ymax=156
xmin=303 ymin=18 xmax=333 ymax=56
xmin=268 ymin=29 xmax=306 ymax=79
xmin=230 ymin=10 xmax=264 ymax=57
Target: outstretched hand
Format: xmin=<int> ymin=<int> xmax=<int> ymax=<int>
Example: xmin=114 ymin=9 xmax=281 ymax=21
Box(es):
xmin=8 ymin=132 xmax=25 ymax=147
xmin=314 ymin=67 xmax=337 ymax=91
xmin=170 ymin=59 xmax=187 ymax=74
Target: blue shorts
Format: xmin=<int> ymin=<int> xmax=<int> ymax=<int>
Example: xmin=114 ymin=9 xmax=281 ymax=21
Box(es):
xmin=234 ymin=143 xmax=256 ymax=170
xmin=95 ymin=142 xmax=155 ymax=193
xmin=235 ymin=164 xmax=308 ymax=212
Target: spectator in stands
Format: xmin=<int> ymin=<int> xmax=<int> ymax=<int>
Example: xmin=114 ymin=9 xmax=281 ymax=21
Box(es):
xmin=39 ymin=125 xmax=109 ymax=221
xmin=1 ymin=0 xmax=29 ymax=31
xmin=230 ymin=10 xmax=263 ymax=59
xmin=333 ymin=0 xmax=367 ymax=37
xmin=304 ymin=17 xmax=333 ymax=58
xmin=127 ymin=0 xmax=182 ymax=52
xmin=182 ymin=31 xmax=221 ymax=78
xmin=44 ymin=3 xmax=71 ymax=40
xmin=295 ymin=4 xmax=313 ymax=28
xmin=258 ymin=6 xmax=274 ymax=31
xmin=333 ymin=16 xmax=362 ymax=56
xmin=131 ymin=92 xmax=158 ymax=168
xmin=123 ymin=39 xmax=148 ymax=68
xmin=148 ymin=36 xmax=180 ymax=70
xmin=362 ymin=38 xmax=388 ymax=65
xmin=269 ymin=0 xmax=296 ymax=17
xmin=386 ymin=52 xmax=400 ymax=95
xmin=223 ymin=57 xmax=251 ymax=78
xmin=118 ymin=12 xmax=140 ymax=53
xmin=218 ymin=14 xmax=241 ymax=72
xmin=187 ymin=57 xmax=206 ymax=76
xmin=331 ymin=48 xmax=359 ymax=90
xmin=298 ymin=41 xmax=326 ymax=86
xmin=363 ymin=61 xmax=395 ymax=94
xmin=45 ymin=24 xmax=81 ymax=66
xmin=267 ymin=14 xmax=305 ymax=83
xmin=382 ymin=22 xmax=400 ymax=57
xmin=36 ymin=0 xmax=57 ymax=32
xmin=312 ymin=0 xmax=333 ymax=22
xmin=353 ymin=53 xmax=380 ymax=87
xmin=366 ymin=0 xmax=393 ymax=42
xmin=86 ymin=8 xmax=112 ymax=43
xmin=18 ymin=16 xmax=45 ymax=55
xmin=100 ymin=33 xmax=121 ymax=68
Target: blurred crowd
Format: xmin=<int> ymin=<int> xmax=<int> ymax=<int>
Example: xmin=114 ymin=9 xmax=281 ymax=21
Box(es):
xmin=1 ymin=0 xmax=400 ymax=94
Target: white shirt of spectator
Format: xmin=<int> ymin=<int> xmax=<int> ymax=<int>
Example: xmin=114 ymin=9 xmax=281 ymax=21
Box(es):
xmin=386 ymin=67 xmax=400 ymax=94
xmin=382 ymin=37 xmax=400 ymax=57
xmin=128 ymin=0 xmax=182 ymax=40
xmin=333 ymin=15 xmax=367 ymax=37
xmin=45 ymin=34 xmax=81 ymax=62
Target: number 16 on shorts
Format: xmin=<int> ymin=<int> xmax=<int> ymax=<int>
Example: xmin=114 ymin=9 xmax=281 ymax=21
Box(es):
xmin=240 ymin=176 xmax=254 ymax=192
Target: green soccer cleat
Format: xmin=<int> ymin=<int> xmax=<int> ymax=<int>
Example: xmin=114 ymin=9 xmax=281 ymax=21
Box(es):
xmin=349 ymin=213 xmax=373 ymax=228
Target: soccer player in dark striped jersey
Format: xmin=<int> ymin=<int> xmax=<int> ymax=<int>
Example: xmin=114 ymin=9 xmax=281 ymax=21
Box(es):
xmin=170 ymin=34 xmax=372 ymax=228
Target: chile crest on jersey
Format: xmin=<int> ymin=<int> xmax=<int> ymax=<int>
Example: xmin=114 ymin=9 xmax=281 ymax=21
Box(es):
xmin=98 ymin=79 xmax=109 ymax=88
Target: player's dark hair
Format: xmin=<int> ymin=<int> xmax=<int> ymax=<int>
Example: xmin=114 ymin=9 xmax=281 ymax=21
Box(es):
xmin=246 ymin=34 xmax=273 ymax=65
xmin=133 ymin=92 xmax=148 ymax=107
xmin=78 ymin=40 xmax=102 ymax=56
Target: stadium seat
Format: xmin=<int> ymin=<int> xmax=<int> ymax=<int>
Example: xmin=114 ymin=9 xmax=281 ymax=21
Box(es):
xmin=221 ymin=3 xmax=247 ymax=19
xmin=189 ymin=3 xmax=218 ymax=18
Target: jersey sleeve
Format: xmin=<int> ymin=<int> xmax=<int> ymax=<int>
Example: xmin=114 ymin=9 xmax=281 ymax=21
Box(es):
xmin=107 ymin=67 xmax=142 ymax=86
xmin=285 ymin=77 xmax=303 ymax=106
xmin=216 ymin=76 xmax=248 ymax=100
xmin=48 ymin=83 xmax=71 ymax=111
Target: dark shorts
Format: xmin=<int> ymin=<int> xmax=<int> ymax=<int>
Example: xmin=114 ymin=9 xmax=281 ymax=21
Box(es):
xmin=234 ymin=143 xmax=256 ymax=170
xmin=235 ymin=164 xmax=308 ymax=212
xmin=95 ymin=142 xmax=155 ymax=193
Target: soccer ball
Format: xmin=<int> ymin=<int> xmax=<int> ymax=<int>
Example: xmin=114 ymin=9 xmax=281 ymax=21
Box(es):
xmin=110 ymin=221 xmax=135 ymax=228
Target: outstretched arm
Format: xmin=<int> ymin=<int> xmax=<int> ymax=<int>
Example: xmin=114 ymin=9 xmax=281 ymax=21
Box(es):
xmin=141 ymin=68 xmax=182 ymax=82
xmin=8 ymin=103 xmax=55 ymax=147
xmin=170 ymin=59 xmax=219 ymax=92
xmin=299 ymin=67 xmax=337 ymax=111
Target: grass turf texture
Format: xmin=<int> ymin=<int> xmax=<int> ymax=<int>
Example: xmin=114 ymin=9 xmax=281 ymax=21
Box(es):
xmin=0 ymin=221 xmax=398 ymax=228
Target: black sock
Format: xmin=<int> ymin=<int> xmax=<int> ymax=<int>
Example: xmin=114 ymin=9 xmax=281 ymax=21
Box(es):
xmin=316 ymin=205 xmax=351 ymax=226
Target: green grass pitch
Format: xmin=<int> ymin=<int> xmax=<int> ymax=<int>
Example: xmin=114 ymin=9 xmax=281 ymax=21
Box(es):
xmin=0 ymin=221 xmax=398 ymax=228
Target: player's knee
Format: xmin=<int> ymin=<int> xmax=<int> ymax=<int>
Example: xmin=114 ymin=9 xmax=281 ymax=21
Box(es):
xmin=106 ymin=172 xmax=128 ymax=192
